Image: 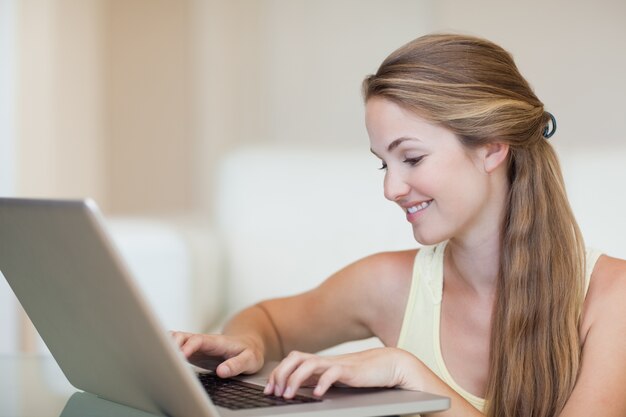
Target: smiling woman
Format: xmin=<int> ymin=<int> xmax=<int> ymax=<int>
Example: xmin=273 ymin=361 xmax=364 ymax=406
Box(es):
xmin=171 ymin=33 xmax=626 ymax=417
xmin=361 ymin=34 xmax=607 ymax=416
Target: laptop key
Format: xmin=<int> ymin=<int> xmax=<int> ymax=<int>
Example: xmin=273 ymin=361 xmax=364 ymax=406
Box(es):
xmin=198 ymin=373 xmax=322 ymax=410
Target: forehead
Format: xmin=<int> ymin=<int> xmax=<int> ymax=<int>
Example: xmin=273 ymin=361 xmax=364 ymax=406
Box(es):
xmin=365 ymin=97 xmax=455 ymax=151
xmin=365 ymin=97 xmax=418 ymax=125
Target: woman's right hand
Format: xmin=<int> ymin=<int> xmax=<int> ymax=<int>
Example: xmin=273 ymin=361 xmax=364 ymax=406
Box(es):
xmin=169 ymin=331 xmax=265 ymax=378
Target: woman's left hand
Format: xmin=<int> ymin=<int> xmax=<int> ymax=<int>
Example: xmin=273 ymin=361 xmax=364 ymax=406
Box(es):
xmin=264 ymin=347 xmax=423 ymax=398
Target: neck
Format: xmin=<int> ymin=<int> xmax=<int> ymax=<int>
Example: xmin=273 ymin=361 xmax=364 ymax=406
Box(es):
xmin=446 ymin=235 xmax=500 ymax=298
xmin=445 ymin=191 xmax=506 ymax=298
xmin=444 ymin=162 xmax=509 ymax=297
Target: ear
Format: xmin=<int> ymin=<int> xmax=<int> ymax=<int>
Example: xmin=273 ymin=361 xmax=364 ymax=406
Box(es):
xmin=482 ymin=142 xmax=509 ymax=174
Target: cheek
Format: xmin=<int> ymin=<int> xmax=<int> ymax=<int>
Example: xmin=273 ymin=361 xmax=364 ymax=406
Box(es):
xmin=428 ymin=156 xmax=487 ymax=210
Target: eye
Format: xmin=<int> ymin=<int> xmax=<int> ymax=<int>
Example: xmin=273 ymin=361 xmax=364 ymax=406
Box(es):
xmin=403 ymin=156 xmax=424 ymax=166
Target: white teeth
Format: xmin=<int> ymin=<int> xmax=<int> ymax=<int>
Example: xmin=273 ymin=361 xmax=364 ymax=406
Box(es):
xmin=407 ymin=200 xmax=431 ymax=214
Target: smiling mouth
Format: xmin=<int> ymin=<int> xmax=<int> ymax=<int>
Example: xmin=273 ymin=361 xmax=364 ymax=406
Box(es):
xmin=406 ymin=200 xmax=432 ymax=214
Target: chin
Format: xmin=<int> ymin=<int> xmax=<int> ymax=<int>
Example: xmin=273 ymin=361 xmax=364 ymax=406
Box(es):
xmin=412 ymin=227 xmax=449 ymax=247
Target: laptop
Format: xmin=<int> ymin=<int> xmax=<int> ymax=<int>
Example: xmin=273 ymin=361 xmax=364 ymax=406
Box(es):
xmin=0 ymin=198 xmax=449 ymax=416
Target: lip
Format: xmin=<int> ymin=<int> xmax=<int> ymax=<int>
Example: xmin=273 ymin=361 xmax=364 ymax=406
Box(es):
xmin=403 ymin=199 xmax=433 ymax=222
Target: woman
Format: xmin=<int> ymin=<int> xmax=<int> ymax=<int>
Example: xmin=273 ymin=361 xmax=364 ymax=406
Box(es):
xmin=172 ymin=34 xmax=626 ymax=417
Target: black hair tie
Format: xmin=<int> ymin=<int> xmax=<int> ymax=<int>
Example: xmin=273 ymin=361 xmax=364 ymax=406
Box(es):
xmin=543 ymin=112 xmax=557 ymax=139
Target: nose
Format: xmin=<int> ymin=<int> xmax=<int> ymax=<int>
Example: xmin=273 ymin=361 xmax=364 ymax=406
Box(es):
xmin=383 ymin=169 xmax=410 ymax=202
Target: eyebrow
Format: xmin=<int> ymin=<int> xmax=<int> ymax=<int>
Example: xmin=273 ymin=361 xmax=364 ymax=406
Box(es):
xmin=370 ymin=136 xmax=422 ymax=157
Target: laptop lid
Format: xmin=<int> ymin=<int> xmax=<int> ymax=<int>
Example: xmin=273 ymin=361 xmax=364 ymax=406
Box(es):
xmin=0 ymin=198 xmax=217 ymax=416
xmin=0 ymin=198 xmax=449 ymax=416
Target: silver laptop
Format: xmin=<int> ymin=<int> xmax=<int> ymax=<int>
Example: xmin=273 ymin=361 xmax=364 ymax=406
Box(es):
xmin=0 ymin=198 xmax=449 ymax=416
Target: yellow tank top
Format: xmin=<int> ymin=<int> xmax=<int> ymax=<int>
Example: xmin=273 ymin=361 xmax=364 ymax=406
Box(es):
xmin=396 ymin=241 xmax=603 ymax=414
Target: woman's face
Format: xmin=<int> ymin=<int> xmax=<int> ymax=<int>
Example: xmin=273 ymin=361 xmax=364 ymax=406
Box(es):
xmin=366 ymin=97 xmax=498 ymax=245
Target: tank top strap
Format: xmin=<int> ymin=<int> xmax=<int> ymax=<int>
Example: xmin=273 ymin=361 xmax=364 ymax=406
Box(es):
xmin=414 ymin=241 xmax=448 ymax=304
xmin=415 ymin=243 xmax=601 ymax=299
xmin=584 ymin=248 xmax=603 ymax=296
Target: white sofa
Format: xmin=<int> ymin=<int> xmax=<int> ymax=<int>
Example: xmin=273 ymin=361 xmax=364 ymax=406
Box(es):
xmin=210 ymin=145 xmax=626 ymax=353
xmin=214 ymin=145 xmax=626 ymax=309
xmin=213 ymin=147 xmax=422 ymax=352
xmin=105 ymin=218 xmax=223 ymax=334
xmin=214 ymin=147 xmax=418 ymax=317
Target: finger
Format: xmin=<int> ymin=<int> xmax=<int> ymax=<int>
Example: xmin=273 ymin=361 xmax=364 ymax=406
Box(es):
xmin=180 ymin=334 xmax=207 ymax=358
xmin=181 ymin=334 xmax=237 ymax=359
xmin=170 ymin=331 xmax=191 ymax=348
xmin=264 ymin=362 xmax=283 ymax=395
xmin=263 ymin=376 xmax=275 ymax=395
xmin=219 ymin=348 xmax=263 ymax=378
xmin=271 ymin=351 xmax=312 ymax=397
xmin=264 ymin=364 xmax=276 ymax=395
xmin=313 ymin=365 xmax=344 ymax=397
xmin=283 ymin=358 xmax=328 ymax=399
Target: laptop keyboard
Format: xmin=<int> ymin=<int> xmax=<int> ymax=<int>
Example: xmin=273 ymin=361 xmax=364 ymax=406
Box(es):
xmin=198 ymin=373 xmax=322 ymax=410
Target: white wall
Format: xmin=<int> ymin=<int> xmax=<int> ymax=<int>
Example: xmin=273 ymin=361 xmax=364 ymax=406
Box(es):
xmin=434 ymin=0 xmax=626 ymax=150
xmin=0 ymin=0 xmax=17 ymax=196
xmin=105 ymin=0 xmax=194 ymax=215
xmin=17 ymin=0 xmax=105 ymax=204
xmin=560 ymin=149 xmax=626 ymax=260
xmin=0 ymin=0 xmax=19 ymax=355
xmin=191 ymin=0 xmax=436 ymax=214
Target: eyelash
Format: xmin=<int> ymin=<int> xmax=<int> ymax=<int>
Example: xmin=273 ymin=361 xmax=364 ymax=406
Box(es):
xmin=378 ymin=157 xmax=424 ymax=171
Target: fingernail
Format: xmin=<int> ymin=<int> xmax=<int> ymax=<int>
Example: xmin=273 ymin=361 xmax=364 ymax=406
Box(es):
xmin=284 ymin=387 xmax=293 ymax=398
xmin=218 ymin=364 xmax=231 ymax=377
xmin=274 ymin=385 xmax=283 ymax=397
xmin=263 ymin=382 xmax=273 ymax=395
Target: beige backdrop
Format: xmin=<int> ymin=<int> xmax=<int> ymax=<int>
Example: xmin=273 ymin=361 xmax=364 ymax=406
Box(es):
xmin=14 ymin=0 xmax=626 ymax=215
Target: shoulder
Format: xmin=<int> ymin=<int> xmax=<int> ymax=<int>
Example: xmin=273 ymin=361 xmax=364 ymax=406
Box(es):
xmin=586 ymin=255 xmax=626 ymax=306
xmin=345 ymin=249 xmax=419 ymax=295
xmin=318 ymin=249 xmax=419 ymax=344
xmin=353 ymin=249 xmax=419 ymax=279
xmin=315 ymin=248 xmax=419 ymax=296
xmin=583 ymin=254 xmax=626 ymax=338
xmin=322 ymin=249 xmax=418 ymax=294
xmin=565 ymin=255 xmax=626 ymax=415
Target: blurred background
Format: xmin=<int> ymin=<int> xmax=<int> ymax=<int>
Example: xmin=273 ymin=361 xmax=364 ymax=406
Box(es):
xmin=1 ymin=0 xmax=625 ymax=356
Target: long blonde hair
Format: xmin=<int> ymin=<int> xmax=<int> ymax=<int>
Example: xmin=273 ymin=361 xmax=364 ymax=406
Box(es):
xmin=363 ymin=34 xmax=585 ymax=417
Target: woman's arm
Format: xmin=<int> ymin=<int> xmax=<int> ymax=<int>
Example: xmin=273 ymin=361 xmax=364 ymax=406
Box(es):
xmin=558 ymin=255 xmax=626 ymax=417
xmin=171 ymin=304 xmax=285 ymax=377
xmin=256 ymin=249 xmax=416 ymax=354
xmin=172 ymin=249 xmax=416 ymax=376
xmin=265 ymin=347 xmax=483 ymax=416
